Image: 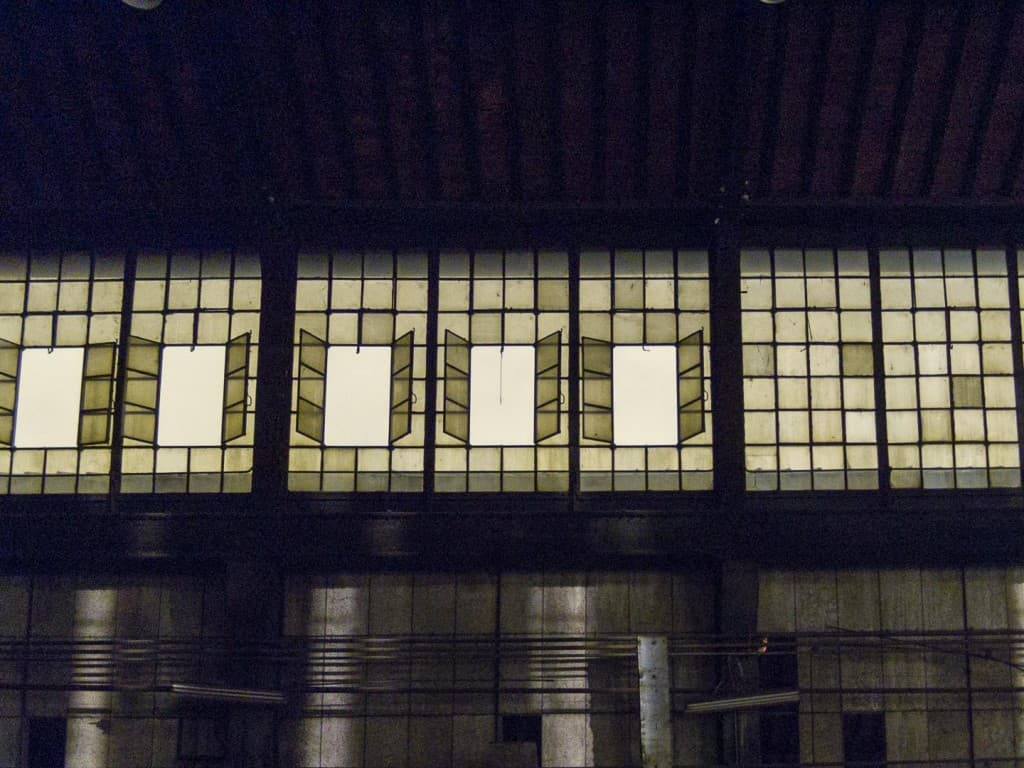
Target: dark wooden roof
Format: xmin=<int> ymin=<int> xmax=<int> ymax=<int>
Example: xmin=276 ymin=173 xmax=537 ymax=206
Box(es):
xmin=2 ymin=0 xmax=1024 ymax=214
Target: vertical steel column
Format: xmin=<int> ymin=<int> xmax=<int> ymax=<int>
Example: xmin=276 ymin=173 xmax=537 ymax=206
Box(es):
xmin=1005 ymin=241 xmax=1024 ymax=484
xmin=251 ymin=216 xmax=296 ymax=501
xmin=423 ymin=248 xmax=440 ymax=497
xmin=108 ymin=248 xmax=138 ymax=504
xmin=710 ymin=220 xmax=744 ymax=501
xmin=867 ymin=237 xmax=891 ymax=490
xmin=568 ymin=246 xmax=581 ymax=500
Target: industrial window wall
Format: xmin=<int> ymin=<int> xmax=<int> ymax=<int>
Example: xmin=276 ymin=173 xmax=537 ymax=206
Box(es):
xmin=0 ymin=252 xmax=123 ymax=494
xmin=435 ymin=250 xmax=570 ymax=492
xmin=4 ymin=245 xmax=1024 ymax=495
xmin=121 ymin=250 xmax=260 ymax=493
xmin=578 ymin=249 xmax=711 ymax=491
xmin=289 ymin=251 xmax=428 ymax=492
xmin=742 ymin=248 xmax=877 ymax=491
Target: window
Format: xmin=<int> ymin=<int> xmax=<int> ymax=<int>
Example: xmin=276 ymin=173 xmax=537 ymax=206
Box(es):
xmin=435 ymin=250 xmax=569 ymax=492
xmin=742 ymin=248 xmax=877 ymax=491
xmin=290 ymin=250 xmax=427 ymax=491
xmin=842 ymin=712 xmax=886 ymax=767
xmin=881 ymin=248 xmax=1018 ymax=488
xmin=28 ymin=718 xmax=66 ymax=768
xmin=578 ymin=249 xmax=711 ymax=491
xmin=0 ymin=252 xmax=122 ymax=494
xmin=121 ymin=250 xmax=259 ymax=493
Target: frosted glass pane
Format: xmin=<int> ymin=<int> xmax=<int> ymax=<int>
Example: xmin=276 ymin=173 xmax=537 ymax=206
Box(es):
xmin=158 ymin=346 xmax=225 ymax=446
xmin=469 ymin=346 xmax=535 ymax=446
xmin=613 ymin=346 xmax=678 ymax=446
xmin=324 ymin=346 xmax=391 ymax=447
xmin=14 ymin=347 xmax=84 ymax=448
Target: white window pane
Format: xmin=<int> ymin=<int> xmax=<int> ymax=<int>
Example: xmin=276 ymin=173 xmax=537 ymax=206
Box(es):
xmin=15 ymin=347 xmax=84 ymax=448
xmin=612 ymin=346 xmax=678 ymax=446
xmin=469 ymin=346 xmax=534 ymax=446
xmin=324 ymin=346 xmax=391 ymax=447
xmin=157 ymin=346 xmax=225 ymax=446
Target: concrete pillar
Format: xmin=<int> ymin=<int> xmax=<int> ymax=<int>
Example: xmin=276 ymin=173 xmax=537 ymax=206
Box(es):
xmin=225 ymin=558 xmax=283 ymax=768
xmin=638 ymin=636 xmax=672 ymax=768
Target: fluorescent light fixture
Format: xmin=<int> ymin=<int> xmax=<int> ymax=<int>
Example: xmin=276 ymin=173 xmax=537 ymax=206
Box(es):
xmin=684 ymin=689 xmax=799 ymax=714
xmin=170 ymin=683 xmax=285 ymax=706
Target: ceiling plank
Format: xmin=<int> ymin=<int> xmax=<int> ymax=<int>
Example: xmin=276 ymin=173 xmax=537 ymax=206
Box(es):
xmin=421 ymin=4 xmax=471 ymax=200
xmin=361 ymin=3 xmax=400 ymax=200
xmin=837 ymin=0 xmax=880 ymax=196
xmin=889 ymin=5 xmax=961 ymax=197
xmin=452 ymin=0 xmax=482 ymax=201
xmin=284 ymin=1 xmax=353 ymax=200
xmin=810 ymin=1 xmax=872 ymax=195
xmin=850 ymin=1 xmax=909 ymax=195
xmin=961 ymin=0 xmax=1019 ymax=195
xmin=877 ymin=4 xmax=927 ymax=196
xmin=798 ymin=6 xmax=835 ymax=195
xmin=645 ymin=1 xmax=687 ymax=203
xmin=559 ymin=0 xmax=597 ymax=202
xmin=916 ymin=4 xmax=971 ymax=197
xmin=978 ymin=3 xmax=1024 ymax=195
xmin=513 ymin=3 xmax=559 ymax=200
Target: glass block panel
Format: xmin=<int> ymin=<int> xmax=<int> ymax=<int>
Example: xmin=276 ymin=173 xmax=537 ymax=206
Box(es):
xmin=742 ymin=248 xmax=878 ymax=490
xmin=881 ymin=247 xmax=1018 ymax=488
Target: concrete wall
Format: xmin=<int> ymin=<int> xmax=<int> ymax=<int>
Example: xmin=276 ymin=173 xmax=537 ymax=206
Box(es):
xmin=759 ymin=567 xmax=1024 ymax=766
xmin=5 ymin=566 xmax=1019 ymax=766
xmin=0 ymin=574 xmax=225 ymax=768
xmin=280 ymin=570 xmax=717 ymax=768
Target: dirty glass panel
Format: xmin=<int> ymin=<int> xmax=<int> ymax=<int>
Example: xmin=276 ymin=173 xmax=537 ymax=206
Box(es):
xmin=578 ymin=249 xmax=712 ymax=492
xmin=0 ymin=252 xmax=124 ymax=494
xmin=435 ymin=250 xmax=569 ymax=492
xmin=389 ymin=330 xmax=415 ymax=443
xmin=121 ymin=250 xmax=260 ymax=494
xmin=742 ymin=248 xmax=877 ymax=491
xmin=534 ymin=330 xmax=562 ymax=443
xmin=289 ymin=251 xmax=427 ymax=492
xmin=222 ymin=332 xmax=251 ymax=443
xmin=881 ymin=248 xmax=1017 ymax=489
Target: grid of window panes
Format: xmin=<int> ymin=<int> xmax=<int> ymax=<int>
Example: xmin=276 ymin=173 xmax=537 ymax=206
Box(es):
xmin=120 ymin=250 xmax=260 ymax=493
xmin=289 ymin=251 xmax=428 ymax=492
xmin=0 ymin=252 xmax=123 ymax=494
xmin=881 ymin=248 xmax=1018 ymax=488
xmin=742 ymin=248 xmax=877 ymax=491
xmin=578 ymin=249 xmax=712 ymax=491
xmin=435 ymin=250 xmax=569 ymax=491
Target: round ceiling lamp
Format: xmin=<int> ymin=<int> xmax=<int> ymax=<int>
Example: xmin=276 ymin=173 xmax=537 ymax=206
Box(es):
xmin=122 ymin=0 xmax=163 ymax=8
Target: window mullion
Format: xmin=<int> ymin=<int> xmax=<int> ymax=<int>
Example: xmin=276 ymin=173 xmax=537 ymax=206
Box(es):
xmin=1005 ymin=242 xmax=1024 ymax=486
xmin=867 ymin=238 xmax=890 ymax=491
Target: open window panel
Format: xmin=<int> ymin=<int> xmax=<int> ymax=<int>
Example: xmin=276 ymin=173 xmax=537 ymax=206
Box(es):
xmin=122 ymin=334 xmax=251 ymax=447
xmin=0 ymin=340 xmax=117 ymax=450
xmin=441 ymin=331 xmax=563 ymax=446
xmin=582 ymin=329 xmax=704 ymax=447
xmin=295 ymin=329 xmax=415 ymax=447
